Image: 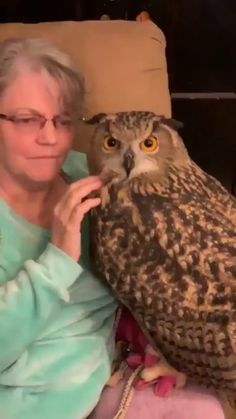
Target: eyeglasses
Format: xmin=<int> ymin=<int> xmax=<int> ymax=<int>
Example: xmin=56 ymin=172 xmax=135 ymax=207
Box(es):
xmin=0 ymin=112 xmax=74 ymax=135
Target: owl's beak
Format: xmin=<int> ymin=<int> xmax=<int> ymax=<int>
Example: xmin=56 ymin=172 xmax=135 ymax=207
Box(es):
xmin=123 ymin=151 xmax=135 ymax=176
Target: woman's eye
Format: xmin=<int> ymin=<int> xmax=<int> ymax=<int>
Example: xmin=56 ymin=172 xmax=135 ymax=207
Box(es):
xmin=15 ymin=117 xmax=39 ymax=125
xmin=18 ymin=118 xmax=32 ymax=124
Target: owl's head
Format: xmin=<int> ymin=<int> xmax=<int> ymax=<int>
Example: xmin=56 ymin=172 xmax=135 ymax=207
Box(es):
xmin=87 ymin=111 xmax=189 ymax=184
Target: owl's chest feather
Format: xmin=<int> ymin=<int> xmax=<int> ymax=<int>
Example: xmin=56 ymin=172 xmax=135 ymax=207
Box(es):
xmin=90 ymin=176 xmax=236 ymax=316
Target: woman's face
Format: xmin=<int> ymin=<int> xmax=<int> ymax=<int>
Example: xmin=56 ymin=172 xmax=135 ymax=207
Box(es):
xmin=0 ymin=71 xmax=74 ymax=187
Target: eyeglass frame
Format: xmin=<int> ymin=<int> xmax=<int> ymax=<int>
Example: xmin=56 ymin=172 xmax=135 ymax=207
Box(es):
xmin=0 ymin=111 xmax=78 ymax=132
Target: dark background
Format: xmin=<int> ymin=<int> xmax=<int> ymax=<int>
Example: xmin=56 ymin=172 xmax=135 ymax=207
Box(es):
xmin=0 ymin=0 xmax=236 ymax=194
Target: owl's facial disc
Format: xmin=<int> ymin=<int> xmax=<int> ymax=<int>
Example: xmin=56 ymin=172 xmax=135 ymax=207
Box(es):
xmin=123 ymin=149 xmax=135 ymax=176
xmin=89 ymin=112 xmax=187 ymax=184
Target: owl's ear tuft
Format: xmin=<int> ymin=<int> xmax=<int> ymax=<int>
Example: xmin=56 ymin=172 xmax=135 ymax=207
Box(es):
xmin=85 ymin=113 xmax=107 ymax=124
xmin=159 ymin=118 xmax=184 ymax=132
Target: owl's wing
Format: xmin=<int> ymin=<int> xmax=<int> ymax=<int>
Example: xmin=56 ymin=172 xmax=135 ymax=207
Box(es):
xmin=123 ymin=187 xmax=236 ymax=321
xmin=91 ymin=177 xmax=236 ymax=394
xmin=127 ymin=184 xmax=236 ymax=391
xmin=190 ymin=161 xmax=236 ymax=226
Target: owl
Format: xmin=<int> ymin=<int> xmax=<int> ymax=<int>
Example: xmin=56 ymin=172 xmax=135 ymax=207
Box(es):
xmin=87 ymin=111 xmax=236 ymax=417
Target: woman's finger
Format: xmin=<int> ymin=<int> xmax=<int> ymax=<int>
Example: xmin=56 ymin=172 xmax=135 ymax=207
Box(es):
xmin=68 ymin=197 xmax=101 ymax=226
xmin=68 ymin=176 xmax=102 ymax=191
xmin=55 ymin=178 xmax=102 ymax=222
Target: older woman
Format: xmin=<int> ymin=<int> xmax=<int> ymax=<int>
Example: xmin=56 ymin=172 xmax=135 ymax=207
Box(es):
xmin=0 ymin=36 xmax=117 ymax=419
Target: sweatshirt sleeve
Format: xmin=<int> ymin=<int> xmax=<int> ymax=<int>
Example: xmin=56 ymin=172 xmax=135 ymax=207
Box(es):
xmin=0 ymin=243 xmax=82 ymax=373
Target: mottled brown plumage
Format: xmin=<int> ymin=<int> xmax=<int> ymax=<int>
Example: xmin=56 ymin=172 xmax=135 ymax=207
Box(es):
xmin=87 ymin=111 xmax=236 ymax=415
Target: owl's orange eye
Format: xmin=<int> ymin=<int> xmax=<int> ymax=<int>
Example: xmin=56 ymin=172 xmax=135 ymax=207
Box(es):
xmin=140 ymin=136 xmax=158 ymax=152
xmin=103 ymin=136 xmax=120 ymax=152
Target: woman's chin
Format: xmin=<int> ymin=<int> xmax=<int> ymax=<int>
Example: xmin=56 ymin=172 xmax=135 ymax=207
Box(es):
xmin=22 ymin=168 xmax=60 ymax=188
xmin=32 ymin=160 xmax=62 ymax=178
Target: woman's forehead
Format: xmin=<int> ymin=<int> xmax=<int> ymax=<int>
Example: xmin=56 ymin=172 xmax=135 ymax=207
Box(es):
xmin=0 ymin=70 xmax=62 ymax=112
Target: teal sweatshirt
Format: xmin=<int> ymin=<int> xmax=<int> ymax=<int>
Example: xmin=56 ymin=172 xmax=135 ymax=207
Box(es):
xmin=0 ymin=151 xmax=117 ymax=419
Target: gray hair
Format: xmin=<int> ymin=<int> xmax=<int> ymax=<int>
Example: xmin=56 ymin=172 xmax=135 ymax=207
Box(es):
xmin=0 ymin=37 xmax=84 ymax=117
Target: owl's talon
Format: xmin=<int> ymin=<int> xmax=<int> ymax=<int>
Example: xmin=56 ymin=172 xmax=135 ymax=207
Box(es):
xmin=153 ymin=376 xmax=176 ymax=397
xmin=107 ymin=369 xmax=124 ymax=387
xmin=175 ymin=372 xmax=187 ymax=389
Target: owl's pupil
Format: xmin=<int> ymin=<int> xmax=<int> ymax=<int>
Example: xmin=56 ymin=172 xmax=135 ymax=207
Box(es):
xmin=144 ymin=139 xmax=153 ymax=148
xmin=107 ymin=137 xmax=117 ymax=147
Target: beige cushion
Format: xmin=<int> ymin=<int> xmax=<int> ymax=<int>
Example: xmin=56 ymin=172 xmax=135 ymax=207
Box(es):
xmin=0 ymin=20 xmax=171 ymax=152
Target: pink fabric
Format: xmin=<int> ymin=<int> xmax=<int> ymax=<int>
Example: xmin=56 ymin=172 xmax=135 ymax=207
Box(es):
xmin=116 ymin=307 xmax=148 ymax=352
xmin=90 ymin=371 xmax=225 ymax=419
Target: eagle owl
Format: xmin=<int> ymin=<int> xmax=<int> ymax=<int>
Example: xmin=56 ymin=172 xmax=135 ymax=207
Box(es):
xmin=87 ymin=111 xmax=236 ymax=415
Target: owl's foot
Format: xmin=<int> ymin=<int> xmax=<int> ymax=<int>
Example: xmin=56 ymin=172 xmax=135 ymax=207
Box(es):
xmin=140 ymin=344 xmax=187 ymax=390
xmin=125 ymin=350 xmax=180 ymax=396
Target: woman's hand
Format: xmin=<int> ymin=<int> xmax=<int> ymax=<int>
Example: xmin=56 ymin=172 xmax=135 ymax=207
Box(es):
xmin=51 ymin=176 xmax=102 ymax=261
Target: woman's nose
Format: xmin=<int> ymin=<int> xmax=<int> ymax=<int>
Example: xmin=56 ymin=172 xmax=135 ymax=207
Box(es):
xmin=37 ymin=119 xmax=57 ymax=145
